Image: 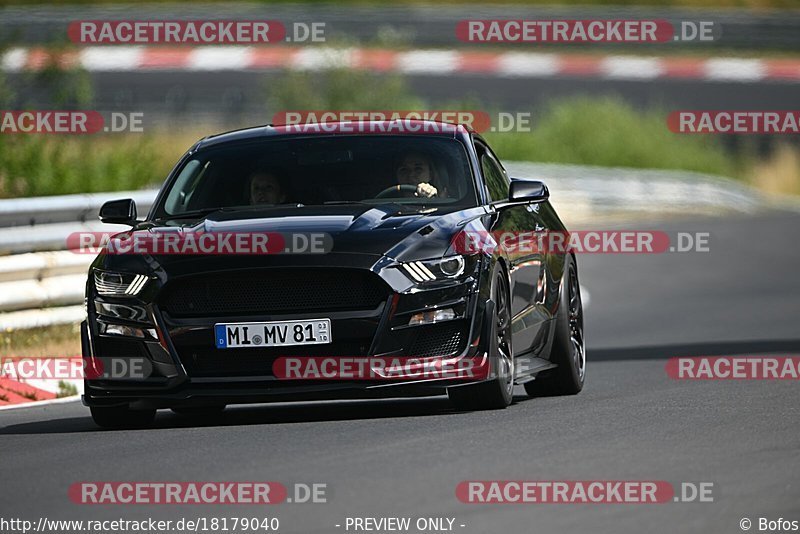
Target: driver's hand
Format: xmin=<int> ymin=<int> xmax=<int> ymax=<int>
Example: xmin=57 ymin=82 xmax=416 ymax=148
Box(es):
xmin=415 ymin=182 xmax=438 ymax=198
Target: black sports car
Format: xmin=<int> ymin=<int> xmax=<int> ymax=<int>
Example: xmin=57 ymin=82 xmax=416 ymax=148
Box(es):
xmin=82 ymin=120 xmax=585 ymax=428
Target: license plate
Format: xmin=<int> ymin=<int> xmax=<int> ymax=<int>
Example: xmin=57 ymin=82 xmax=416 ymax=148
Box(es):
xmin=215 ymin=319 xmax=331 ymax=349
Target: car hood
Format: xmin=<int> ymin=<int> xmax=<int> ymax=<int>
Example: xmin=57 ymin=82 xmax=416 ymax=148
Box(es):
xmin=197 ymin=205 xmax=434 ymax=257
xmin=103 ymin=205 xmax=488 ymax=274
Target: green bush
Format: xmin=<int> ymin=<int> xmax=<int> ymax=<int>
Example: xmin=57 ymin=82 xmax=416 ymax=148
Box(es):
xmin=0 ymin=56 xmax=182 ymax=197
xmin=269 ymin=73 xmax=737 ymax=177
xmin=0 ymin=134 xmax=177 ymax=197
xmin=484 ymin=97 xmax=737 ymax=177
xmin=268 ymin=68 xmax=424 ymax=110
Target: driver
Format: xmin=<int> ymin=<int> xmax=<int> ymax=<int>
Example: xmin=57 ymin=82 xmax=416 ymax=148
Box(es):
xmin=248 ymin=170 xmax=287 ymax=205
xmin=394 ymin=151 xmax=439 ymax=198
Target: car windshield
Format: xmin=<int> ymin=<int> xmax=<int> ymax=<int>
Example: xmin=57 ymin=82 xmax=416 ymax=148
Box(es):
xmin=156 ymin=135 xmax=477 ymax=218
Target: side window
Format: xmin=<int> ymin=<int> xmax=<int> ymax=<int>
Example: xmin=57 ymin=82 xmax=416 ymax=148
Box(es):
xmin=480 ymin=152 xmax=509 ymax=202
xmin=164 ymin=160 xmax=204 ymax=213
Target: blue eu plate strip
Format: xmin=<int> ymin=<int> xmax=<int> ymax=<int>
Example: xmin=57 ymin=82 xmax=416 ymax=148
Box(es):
xmin=215 ymin=324 xmax=228 ymax=348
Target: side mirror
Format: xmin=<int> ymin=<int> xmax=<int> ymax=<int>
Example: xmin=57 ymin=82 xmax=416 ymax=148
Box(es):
xmin=99 ymin=199 xmax=137 ymax=225
xmin=509 ymin=178 xmax=549 ymax=203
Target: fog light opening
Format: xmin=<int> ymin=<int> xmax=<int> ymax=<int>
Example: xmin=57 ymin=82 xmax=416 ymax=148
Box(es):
xmin=409 ymin=307 xmax=457 ymax=326
xmin=100 ymin=322 xmax=157 ymax=340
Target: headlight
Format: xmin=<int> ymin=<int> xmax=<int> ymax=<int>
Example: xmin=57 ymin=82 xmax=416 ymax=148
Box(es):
xmin=93 ymin=270 xmax=150 ymax=297
xmin=399 ymin=255 xmax=470 ymax=283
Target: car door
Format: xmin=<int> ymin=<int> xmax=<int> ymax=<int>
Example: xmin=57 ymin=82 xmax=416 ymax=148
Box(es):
xmin=476 ymin=141 xmax=550 ymax=357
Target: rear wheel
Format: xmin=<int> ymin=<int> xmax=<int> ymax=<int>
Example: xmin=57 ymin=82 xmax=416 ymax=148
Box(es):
xmin=90 ymin=405 xmax=156 ymax=429
xmin=449 ymin=267 xmax=514 ymax=410
xmin=525 ymin=255 xmax=585 ymax=396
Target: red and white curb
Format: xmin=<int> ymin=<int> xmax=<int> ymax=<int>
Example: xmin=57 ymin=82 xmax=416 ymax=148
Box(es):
xmin=0 ymin=376 xmax=83 ymax=411
xmin=0 ymin=377 xmax=55 ymax=405
xmin=0 ymin=376 xmax=82 ymax=410
xmin=3 ymin=46 xmax=800 ymax=82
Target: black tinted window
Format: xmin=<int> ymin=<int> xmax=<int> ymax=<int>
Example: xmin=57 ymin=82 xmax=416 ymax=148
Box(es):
xmin=480 ymin=152 xmax=509 ymax=202
xmin=158 ymin=136 xmax=477 ymax=216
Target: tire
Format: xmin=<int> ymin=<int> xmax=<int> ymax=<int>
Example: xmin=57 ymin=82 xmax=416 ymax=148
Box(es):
xmin=449 ymin=266 xmax=514 ymax=411
xmin=90 ymin=405 xmax=156 ymax=429
xmin=171 ymin=405 xmax=226 ymax=417
xmin=525 ymin=255 xmax=585 ymax=397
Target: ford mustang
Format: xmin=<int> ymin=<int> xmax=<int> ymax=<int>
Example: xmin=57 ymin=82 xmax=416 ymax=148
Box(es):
xmin=82 ymin=120 xmax=585 ymax=428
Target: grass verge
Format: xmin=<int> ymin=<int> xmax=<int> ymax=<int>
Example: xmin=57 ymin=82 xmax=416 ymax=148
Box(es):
xmin=1 ymin=323 xmax=82 ymax=358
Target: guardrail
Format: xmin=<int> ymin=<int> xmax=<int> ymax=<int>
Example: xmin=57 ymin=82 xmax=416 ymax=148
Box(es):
xmin=0 ymin=189 xmax=157 ymax=329
xmin=0 ymin=164 xmax=785 ymax=330
xmin=0 ymin=190 xmax=157 ymax=229
xmin=0 ymin=190 xmax=157 ymax=255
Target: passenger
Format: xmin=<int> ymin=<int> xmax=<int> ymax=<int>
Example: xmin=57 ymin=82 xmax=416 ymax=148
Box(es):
xmin=248 ymin=170 xmax=287 ymax=205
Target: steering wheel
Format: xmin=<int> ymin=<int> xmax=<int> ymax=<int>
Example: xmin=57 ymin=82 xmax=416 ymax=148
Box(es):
xmin=374 ymin=184 xmax=419 ymax=199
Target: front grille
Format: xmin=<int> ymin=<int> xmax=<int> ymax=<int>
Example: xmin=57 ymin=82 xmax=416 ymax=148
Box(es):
xmin=180 ymin=342 xmax=372 ymax=378
xmin=171 ymin=323 xmax=465 ymax=378
xmin=408 ymin=322 xmax=466 ymax=357
xmin=159 ymin=268 xmax=389 ymax=318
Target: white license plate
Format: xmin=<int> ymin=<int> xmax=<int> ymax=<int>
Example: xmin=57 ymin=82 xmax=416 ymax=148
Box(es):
xmin=215 ymin=319 xmax=331 ymax=349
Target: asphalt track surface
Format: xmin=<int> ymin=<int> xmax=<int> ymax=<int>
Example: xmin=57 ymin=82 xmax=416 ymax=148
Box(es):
xmin=1 ymin=210 xmax=799 ymax=533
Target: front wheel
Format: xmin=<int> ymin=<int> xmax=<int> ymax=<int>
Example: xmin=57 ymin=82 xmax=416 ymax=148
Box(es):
xmin=525 ymin=255 xmax=585 ymax=396
xmin=448 ymin=267 xmax=514 ymax=410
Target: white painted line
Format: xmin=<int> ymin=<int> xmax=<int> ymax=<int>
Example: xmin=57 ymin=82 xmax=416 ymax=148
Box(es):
xmin=292 ymin=47 xmax=355 ymax=70
xmin=1 ymin=48 xmax=28 ymax=72
xmin=80 ymin=46 xmax=143 ymax=71
xmin=705 ymin=58 xmax=766 ymax=82
xmin=602 ymin=56 xmax=664 ymax=80
xmin=397 ymin=51 xmax=458 ymax=74
xmin=497 ymin=52 xmax=560 ymax=77
xmin=188 ymin=46 xmax=252 ymax=71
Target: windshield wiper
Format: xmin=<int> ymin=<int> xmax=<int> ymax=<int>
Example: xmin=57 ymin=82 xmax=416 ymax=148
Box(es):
xmin=323 ymin=200 xmax=412 ymax=208
xmin=321 ymin=200 xmax=436 ymax=218
xmin=155 ymin=203 xmax=306 ymax=221
xmin=155 ymin=207 xmax=229 ymax=221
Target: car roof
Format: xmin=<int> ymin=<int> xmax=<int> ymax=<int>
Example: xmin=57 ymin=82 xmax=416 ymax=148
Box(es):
xmin=195 ymin=120 xmax=476 ymax=150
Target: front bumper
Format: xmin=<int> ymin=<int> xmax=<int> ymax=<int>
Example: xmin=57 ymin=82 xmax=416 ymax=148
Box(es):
xmin=82 ymin=261 xmax=495 ymax=408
